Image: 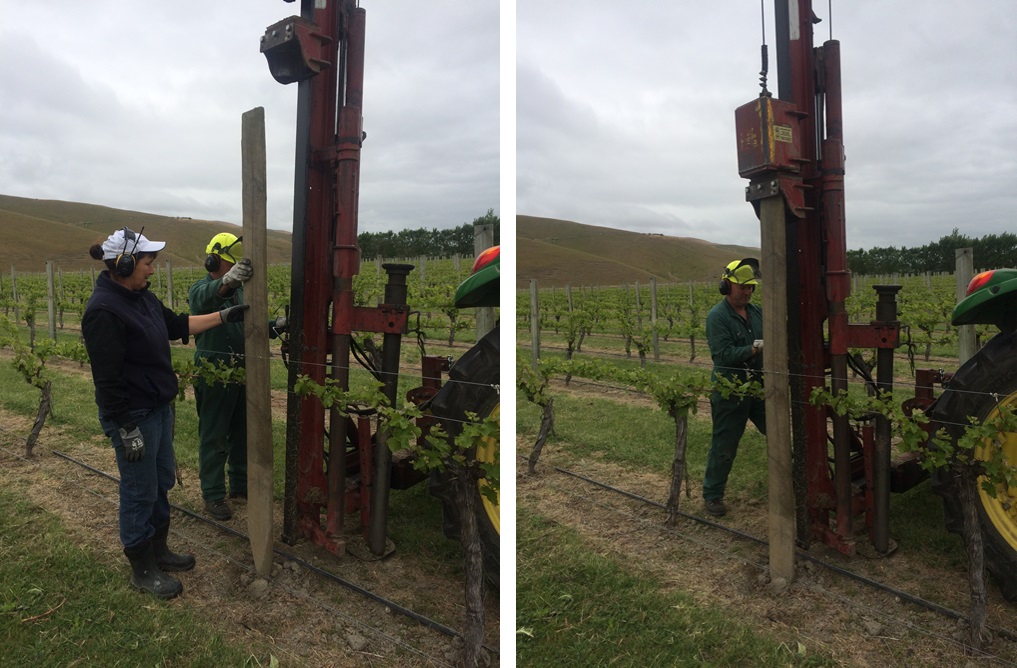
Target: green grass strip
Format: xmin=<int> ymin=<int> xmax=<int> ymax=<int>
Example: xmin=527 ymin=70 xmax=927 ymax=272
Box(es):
xmin=516 ymin=387 xmax=965 ymax=573
xmin=516 ymin=507 xmax=835 ymax=667
xmin=517 ymin=388 xmax=768 ymax=502
xmin=0 ymin=486 xmax=274 ymax=666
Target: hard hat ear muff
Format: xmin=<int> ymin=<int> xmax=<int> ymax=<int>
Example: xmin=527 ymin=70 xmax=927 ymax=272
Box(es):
xmin=719 ymin=260 xmax=738 ymax=294
xmin=204 ymin=243 xmax=223 ymax=273
xmin=721 ymin=257 xmax=761 ymax=290
xmin=204 ymin=234 xmax=243 ymax=274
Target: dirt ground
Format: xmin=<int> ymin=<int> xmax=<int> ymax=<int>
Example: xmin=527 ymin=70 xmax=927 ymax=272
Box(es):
xmin=0 ymin=401 xmax=500 ymax=668
xmin=517 ymin=426 xmax=1017 ymax=668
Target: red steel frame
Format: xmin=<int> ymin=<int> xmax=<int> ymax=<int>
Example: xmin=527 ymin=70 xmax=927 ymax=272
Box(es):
xmin=267 ymin=1 xmax=415 ymax=558
xmin=736 ymin=0 xmax=901 ymax=557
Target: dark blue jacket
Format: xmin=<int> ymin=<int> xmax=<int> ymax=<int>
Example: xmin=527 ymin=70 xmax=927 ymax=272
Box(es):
xmin=82 ymin=271 xmax=190 ymax=429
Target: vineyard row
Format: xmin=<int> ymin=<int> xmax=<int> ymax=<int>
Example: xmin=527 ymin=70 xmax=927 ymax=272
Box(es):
xmin=0 ymin=256 xmax=492 ymax=350
xmin=516 ymin=271 xmax=984 ymax=365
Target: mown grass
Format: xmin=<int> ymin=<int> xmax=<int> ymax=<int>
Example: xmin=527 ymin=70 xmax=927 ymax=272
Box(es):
xmin=0 ymin=328 xmax=469 ymax=598
xmin=515 ymin=369 xmax=969 ymax=591
xmin=0 ymin=485 xmax=273 ymax=667
xmin=5 ymin=348 xmax=456 ymax=521
xmin=0 ymin=326 xmax=433 ymax=496
xmin=516 ymin=506 xmax=836 ymax=667
xmin=517 ymin=331 xmax=973 ymax=551
xmin=516 ymin=385 xmax=769 ymax=506
xmin=515 ymin=361 xmax=983 ymax=666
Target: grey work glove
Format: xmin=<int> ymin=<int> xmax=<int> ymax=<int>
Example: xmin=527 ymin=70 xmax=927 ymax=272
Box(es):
xmin=752 ymin=339 xmax=764 ymax=352
xmin=221 ymin=258 xmax=253 ymax=288
xmin=272 ymin=316 xmax=288 ymax=336
xmin=118 ymin=424 xmax=145 ymax=462
xmin=220 ymin=303 xmax=250 ymax=323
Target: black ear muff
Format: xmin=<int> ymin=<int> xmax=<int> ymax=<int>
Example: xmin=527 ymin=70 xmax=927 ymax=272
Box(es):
xmin=114 ymin=227 xmax=140 ymax=277
xmin=719 ymin=278 xmax=731 ymax=295
xmin=204 ymin=242 xmax=223 ymax=273
xmin=115 ymin=252 xmax=136 ymax=277
xmin=204 ymin=253 xmax=221 ymax=273
xmin=205 ymin=235 xmax=244 ymax=273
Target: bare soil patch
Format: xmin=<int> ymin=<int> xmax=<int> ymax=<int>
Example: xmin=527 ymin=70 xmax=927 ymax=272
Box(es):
xmin=0 ymin=408 xmax=499 ymax=667
xmin=518 ymin=434 xmax=1017 ymax=667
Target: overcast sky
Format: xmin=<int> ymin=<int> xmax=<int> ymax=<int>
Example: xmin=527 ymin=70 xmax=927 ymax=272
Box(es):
xmin=0 ymin=1 xmax=499 ymax=235
xmin=517 ymin=1 xmax=1017 ymax=251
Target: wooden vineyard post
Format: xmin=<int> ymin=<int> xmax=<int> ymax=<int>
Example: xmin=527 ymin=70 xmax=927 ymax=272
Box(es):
xmin=242 ymin=107 xmax=273 ymax=577
xmin=165 ymin=260 xmax=174 ymax=310
xmin=474 ymin=223 xmax=496 ymax=338
xmin=46 ymin=261 xmax=56 ymax=341
xmin=760 ymin=194 xmax=794 ymax=584
xmin=955 ymin=248 xmax=975 ymax=365
xmin=12 ymin=265 xmax=19 ymax=323
xmin=650 ymin=277 xmax=660 ymax=361
xmin=530 ymin=279 xmax=540 ymax=371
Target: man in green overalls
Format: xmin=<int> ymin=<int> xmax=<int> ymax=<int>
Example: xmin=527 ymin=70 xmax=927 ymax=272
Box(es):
xmin=702 ymin=258 xmax=766 ymax=517
xmin=190 ymin=233 xmax=253 ymax=520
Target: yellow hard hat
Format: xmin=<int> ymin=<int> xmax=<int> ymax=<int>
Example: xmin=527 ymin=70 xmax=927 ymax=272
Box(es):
xmin=723 ymin=258 xmax=761 ymax=285
xmin=205 ymin=233 xmax=244 ymax=264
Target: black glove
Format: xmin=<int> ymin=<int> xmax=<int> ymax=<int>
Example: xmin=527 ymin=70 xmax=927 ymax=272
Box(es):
xmin=118 ymin=424 xmax=145 ymax=462
xmin=222 ymin=258 xmax=253 ymax=288
xmin=220 ymin=303 xmax=250 ymax=323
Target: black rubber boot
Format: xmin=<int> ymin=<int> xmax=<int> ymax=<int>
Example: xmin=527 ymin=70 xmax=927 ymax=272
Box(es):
xmin=124 ymin=541 xmax=183 ymax=599
xmin=153 ymin=523 xmax=196 ymax=572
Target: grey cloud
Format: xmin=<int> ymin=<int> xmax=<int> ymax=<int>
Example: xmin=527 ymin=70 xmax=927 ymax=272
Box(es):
xmin=0 ymin=1 xmax=498 ymax=235
xmin=518 ymin=0 xmax=1017 ymax=251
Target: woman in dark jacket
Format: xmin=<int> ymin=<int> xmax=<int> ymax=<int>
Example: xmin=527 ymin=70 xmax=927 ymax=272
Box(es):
xmin=81 ymin=227 xmax=248 ymax=599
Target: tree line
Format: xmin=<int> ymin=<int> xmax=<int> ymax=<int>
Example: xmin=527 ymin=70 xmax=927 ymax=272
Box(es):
xmin=358 ymin=209 xmax=499 ymax=260
xmin=848 ymin=229 xmax=1017 ymax=275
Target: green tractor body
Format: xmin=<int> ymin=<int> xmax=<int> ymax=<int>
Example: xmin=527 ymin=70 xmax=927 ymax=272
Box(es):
xmin=926 ymin=268 xmax=1017 ymax=600
xmin=429 ymin=245 xmax=501 ymax=587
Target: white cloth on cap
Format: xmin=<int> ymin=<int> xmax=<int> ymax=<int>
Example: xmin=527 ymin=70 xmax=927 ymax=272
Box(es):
xmin=101 ymin=228 xmax=166 ymax=260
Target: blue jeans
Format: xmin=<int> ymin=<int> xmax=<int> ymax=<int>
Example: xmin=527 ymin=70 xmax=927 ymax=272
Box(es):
xmin=99 ymin=403 xmax=176 ymax=550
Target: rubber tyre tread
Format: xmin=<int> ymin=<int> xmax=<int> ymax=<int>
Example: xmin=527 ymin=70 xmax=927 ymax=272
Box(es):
xmin=928 ymin=329 xmax=1017 ymax=601
xmin=428 ymin=326 xmax=500 ymax=588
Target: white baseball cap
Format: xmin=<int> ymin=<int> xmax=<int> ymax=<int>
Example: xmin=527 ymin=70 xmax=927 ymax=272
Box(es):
xmin=101 ymin=228 xmax=166 ymax=260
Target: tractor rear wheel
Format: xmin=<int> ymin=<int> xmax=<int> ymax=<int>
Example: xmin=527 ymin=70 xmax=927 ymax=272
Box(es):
xmin=929 ymin=330 xmax=1017 ymax=601
xmin=429 ymin=326 xmax=500 ymax=588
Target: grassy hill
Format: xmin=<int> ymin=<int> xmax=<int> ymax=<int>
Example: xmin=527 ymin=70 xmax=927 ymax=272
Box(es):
xmin=1 ymin=195 xmax=763 ymax=290
xmin=0 ymin=194 xmax=293 ymax=272
xmin=516 ymin=215 xmax=760 ymax=289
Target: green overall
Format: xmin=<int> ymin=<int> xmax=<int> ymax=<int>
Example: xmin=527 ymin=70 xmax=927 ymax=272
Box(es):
xmin=189 ymin=276 xmax=247 ymax=502
xmin=702 ymin=298 xmax=766 ymax=501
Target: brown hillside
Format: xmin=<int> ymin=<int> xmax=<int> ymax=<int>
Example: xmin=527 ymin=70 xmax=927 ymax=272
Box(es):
xmin=0 ymin=194 xmax=292 ymax=272
xmin=516 ymin=215 xmax=760 ymax=289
